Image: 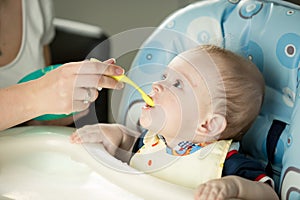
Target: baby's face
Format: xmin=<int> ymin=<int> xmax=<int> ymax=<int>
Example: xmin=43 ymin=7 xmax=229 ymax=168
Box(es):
xmin=139 ymin=53 xmax=212 ymax=144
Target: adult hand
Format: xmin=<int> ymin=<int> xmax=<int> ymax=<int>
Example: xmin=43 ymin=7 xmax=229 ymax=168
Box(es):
xmin=34 ymin=58 xmax=124 ymax=117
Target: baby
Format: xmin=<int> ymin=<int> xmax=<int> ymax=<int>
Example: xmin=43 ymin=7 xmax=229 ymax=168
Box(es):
xmin=70 ymin=45 xmax=279 ymax=200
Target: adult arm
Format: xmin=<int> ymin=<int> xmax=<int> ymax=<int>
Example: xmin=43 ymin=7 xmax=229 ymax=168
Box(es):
xmin=0 ymin=60 xmax=124 ymax=131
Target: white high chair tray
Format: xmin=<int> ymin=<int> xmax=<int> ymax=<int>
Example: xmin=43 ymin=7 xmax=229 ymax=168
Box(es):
xmin=0 ymin=126 xmax=193 ymax=200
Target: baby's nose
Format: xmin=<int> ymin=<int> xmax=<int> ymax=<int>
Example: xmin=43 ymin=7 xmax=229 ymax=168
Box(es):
xmin=152 ymin=82 xmax=163 ymax=93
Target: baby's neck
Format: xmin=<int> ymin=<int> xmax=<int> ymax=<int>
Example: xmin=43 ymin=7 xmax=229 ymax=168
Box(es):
xmin=161 ymin=134 xmax=218 ymax=148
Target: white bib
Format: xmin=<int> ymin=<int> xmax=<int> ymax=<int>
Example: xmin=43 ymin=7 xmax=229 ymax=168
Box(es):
xmin=130 ymin=135 xmax=232 ymax=189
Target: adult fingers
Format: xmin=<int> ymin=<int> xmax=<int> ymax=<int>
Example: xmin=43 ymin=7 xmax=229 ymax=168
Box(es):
xmin=74 ymin=74 xmax=123 ymax=89
xmin=74 ymin=75 xmax=101 ymax=88
xmin=98 ymin=75 xmax=124 ymax=89
xmin=73 ymin=88 xmax=98 ymax=102
xmin=72 ymin=101 xmax=90 ymax=112
xmin=103 ymin=58 xmax=116 ymax=64
xmin=68 ymin=60 xmax=124 ymax=76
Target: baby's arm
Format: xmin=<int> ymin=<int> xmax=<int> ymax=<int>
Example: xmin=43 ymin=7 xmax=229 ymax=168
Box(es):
xmin=70 ymin=123 xmax=140 ymax=162
xmin=194 ymin=175 xmax=279 ymax=200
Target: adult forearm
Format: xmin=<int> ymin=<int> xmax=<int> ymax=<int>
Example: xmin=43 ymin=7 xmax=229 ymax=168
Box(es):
xmin=0 ymin=80 xmax=44 ymax=130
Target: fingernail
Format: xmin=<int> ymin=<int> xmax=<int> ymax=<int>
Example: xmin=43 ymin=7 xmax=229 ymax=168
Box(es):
xmin=115 ymin=68 xmax=124 ymax=75
xmin=107 ymin=58 xmax=116 ymax=64
xmin=111 ymin=58 xmax=116 ymax=64
xmin=97 ymin=87 xmax=102 ymax=91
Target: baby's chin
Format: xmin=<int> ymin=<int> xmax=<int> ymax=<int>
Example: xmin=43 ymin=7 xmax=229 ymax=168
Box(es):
xmin=139 ymin=116 xmax=160 ymax=132
xmin=139 ymin=110 xmax=166 ymax=133
xmin=139 ymin=115 xmax=151 ymax=129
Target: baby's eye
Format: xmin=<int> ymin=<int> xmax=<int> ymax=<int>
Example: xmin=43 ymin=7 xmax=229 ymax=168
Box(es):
xmin=161 ymin=74 xmax=167 ymax=80
xmin=173 ymin=80 xmax=182 ymax=88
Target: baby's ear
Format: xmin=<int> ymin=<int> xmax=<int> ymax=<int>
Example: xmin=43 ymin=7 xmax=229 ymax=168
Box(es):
xmin=196 ymin=114 xmax=227 ymax=138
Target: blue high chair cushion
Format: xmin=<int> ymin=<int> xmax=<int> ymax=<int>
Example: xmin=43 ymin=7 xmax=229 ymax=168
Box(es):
xmin=117 ymin=0 xmax=300 ymax=199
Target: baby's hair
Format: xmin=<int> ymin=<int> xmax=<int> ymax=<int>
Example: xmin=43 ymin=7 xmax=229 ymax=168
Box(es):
xmin=196 ymin=45 xmax=265 ymax=141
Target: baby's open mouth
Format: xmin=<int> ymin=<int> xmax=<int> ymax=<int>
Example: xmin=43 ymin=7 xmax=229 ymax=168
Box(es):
xmin=145 ymin=103 xmax=152 ymax=108
xmin=144 ymin=96 xmax=154 ymax=108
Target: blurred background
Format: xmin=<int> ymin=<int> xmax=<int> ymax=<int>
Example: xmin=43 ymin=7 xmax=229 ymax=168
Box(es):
xmin=52 ymin=0 xmax=199 ymax=123
xmin=53 ymin=0 xmax=197 ymax=36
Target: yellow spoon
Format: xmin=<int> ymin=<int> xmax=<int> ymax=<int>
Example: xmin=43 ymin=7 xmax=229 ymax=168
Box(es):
xmin=90 ymin=58 xmax=155 ymax=107
xmin=111 ymin=74 xmax=155 ymax=107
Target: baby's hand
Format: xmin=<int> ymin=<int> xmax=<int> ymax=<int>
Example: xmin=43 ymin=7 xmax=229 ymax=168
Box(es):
xmin=70 ymin=124 xmax=104 ymax=144
xmin=70 ymin=123 xmax=128 ymax=157
xmin=194 ymin=177 xmax=238 ymax=200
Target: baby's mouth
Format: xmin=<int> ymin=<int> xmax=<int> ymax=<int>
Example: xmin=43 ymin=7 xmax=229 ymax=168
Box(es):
xmin=145 ymin=103 xmax=152 ymax=108
xmin=144 ymin=95 xmax=154 ymax=108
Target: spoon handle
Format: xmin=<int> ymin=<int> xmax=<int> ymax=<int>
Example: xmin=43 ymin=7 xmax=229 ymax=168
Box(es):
xmin=111 ymin=75 xmax=154 ymax=107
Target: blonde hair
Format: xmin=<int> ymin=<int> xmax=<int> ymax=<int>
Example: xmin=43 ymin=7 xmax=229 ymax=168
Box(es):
xmin=196 ymin=45 xmax=264 ymax=141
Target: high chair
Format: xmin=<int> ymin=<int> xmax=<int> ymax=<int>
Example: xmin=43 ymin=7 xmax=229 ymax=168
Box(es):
xmin=116 ymin=0 xmax=300 ymax=199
